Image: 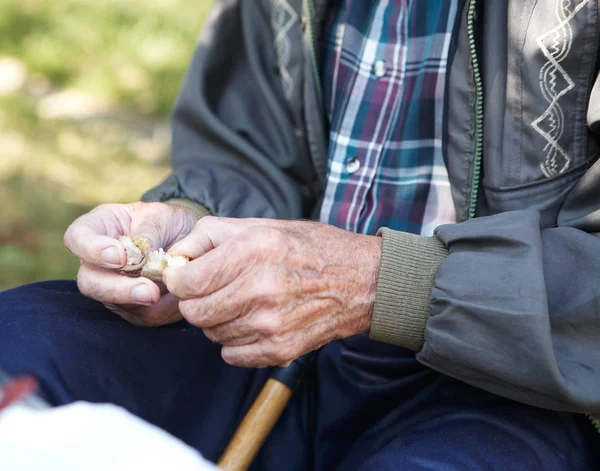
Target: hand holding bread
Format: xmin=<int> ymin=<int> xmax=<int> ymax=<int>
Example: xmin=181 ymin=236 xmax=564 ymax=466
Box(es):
xmin=63 ymin=202 xmax=197 ymax=326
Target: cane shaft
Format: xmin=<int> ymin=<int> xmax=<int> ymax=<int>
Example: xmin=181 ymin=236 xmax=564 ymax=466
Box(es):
xmin=218 ymin=378 xmax=293 ymax=471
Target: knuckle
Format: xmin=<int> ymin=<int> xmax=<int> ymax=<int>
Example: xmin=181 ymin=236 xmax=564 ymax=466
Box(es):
xmin=178 ymin=299 xmax=193 ymax=318
xmin=221 ymin=348 xmax=239 ymax=366
xmin=265 ymin=346 xmax=288 ymax=365
xmin=63 ymin=224 xmax=74 ymax=250
xmin=202 ymin=327 xmax=220 ymax=343
xmin=256 ymin=315 xmax=283 ymax=336
xmin=76 ymin=267 xmax=92 ymax=296
xmin=63 ymin=219 xmax=86 ymax=252
xmin=271 ymin=332 xmax=288 ymax=346
xmin=250 ymin=277 xmax=278 ymax=304
xmin=260 ymin=227 xmax=285 ymax=246
xmin=179 ymin=299 xmax=209 ymax=324
xmin=199 ymin=215 xmax=217 ymax=227
xmin=101 ymin=285 xmax=119 ymax=304
xmin=193 ymin=215 xmax=217 ymax=236
xmin=129 ymin=201 xmax=147 ymax=212
xmin=188 ymin=269 xmax=206 ymax=293
xmin=91 ymin=203 xmax=114 ymax=213
xmin=75 ymin=275 xmax=87 ymax=296
xmin=244 ymin=227 xmax=284 ymax=252
xmin=279 ymin=343 xmax=296 ymax=362
xmin=228 ymin=236 xmax=247 ymax=256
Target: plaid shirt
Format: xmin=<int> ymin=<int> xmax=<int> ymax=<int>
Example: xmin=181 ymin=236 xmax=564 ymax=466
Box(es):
xmin=319 ymin=0 xmax=458 ymax=237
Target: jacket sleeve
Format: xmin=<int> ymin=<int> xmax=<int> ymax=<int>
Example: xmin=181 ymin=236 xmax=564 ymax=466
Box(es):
xmin=142 ymin=0 xmax=316 ymax=220
xmin=370 ymin=158 xmax=600 ymax=413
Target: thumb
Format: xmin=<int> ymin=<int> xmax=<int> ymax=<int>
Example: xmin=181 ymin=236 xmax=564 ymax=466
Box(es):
xmin=167 ymin=216 xmax=261 ymax=259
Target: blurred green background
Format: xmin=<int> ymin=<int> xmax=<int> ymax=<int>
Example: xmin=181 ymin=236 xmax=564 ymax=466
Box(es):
xmin=0 ymin=0 xmax=213 ymax=290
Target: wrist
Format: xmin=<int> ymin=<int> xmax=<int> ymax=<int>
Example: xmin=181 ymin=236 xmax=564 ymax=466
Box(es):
xmin=355 ymin=234 xmax=383 ymax=335
xmin=163 ymin=198 xmax=211 ymax=221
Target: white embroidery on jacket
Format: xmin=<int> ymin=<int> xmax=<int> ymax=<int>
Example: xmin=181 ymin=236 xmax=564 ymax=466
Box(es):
xmin=270 ymin=0 xmax=299 ymax=101
xmin=531 ymin=0 xmax=590 ymax=177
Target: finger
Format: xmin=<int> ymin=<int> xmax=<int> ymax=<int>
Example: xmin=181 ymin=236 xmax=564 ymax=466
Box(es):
xmin=199 ymin=293 xmax=285 ymax=342
xmin=77 ymin=262 xmax=161 ymax=306
xmin=221 ymin=315 xmax=332 ymax=368
xmin=221 ymin=342 xmax=266 ymax=368
xmin=202 ymin=317 xmax=261 ymax=346
xmin=167 ymin=216 xmax=276 ymax=259
xmin=128 ymin=202 xmax=198 ymax=252
xmin=104 ymin=293 xmax=182 ymax=327
xmin=221 ymin=341 xmax=299 ymax=369
xmin=64 ymin=205 xmax=130 ymax=268
xmin=164 ymin=222 xmax=290 ymax=300
xmin=164 ymin=242 xmax=250 ymax=299
xmin=178 ymin=295 xmax=238 ymax=329
xmin=176 ymin=271 xmax=261 ymax=327
xmin=165 ymin=216 xmax=221 ymax=259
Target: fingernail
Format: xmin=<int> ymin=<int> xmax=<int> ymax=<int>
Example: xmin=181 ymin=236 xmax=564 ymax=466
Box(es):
xmin=132 ymin=284 xmax=153 ymax=304
xmin=101 ymin=247 xmax=121 ymax=265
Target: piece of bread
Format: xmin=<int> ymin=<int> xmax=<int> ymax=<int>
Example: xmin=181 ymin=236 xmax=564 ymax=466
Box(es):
xmin=140 ymin=248 xmax=189 ymax=281
xmin=118 ymin=235 xmax=188 ymax=281
xmin=119 ymin=235 xmax=150 ymax=269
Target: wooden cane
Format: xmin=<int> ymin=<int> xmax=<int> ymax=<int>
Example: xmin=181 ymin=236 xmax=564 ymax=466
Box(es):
xmin=218 ymin=353 xmax=316 ymax=471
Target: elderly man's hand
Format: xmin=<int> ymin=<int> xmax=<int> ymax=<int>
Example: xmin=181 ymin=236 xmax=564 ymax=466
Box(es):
xmin=163 ymin=217 xmax=382 ymax=367
xmin=63 ymin=202 xmax=197 ymax=326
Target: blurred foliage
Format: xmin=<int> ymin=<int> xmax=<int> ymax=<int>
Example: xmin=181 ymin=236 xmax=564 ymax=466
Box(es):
xmin=0 ymin=0 xmax=212 ymax=115
xmin=0 ymin=0 xmax=213 ymax=290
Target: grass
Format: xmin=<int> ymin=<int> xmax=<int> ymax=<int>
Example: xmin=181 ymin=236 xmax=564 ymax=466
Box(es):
xmin=0 ymin=0 xmax=213 ymax=290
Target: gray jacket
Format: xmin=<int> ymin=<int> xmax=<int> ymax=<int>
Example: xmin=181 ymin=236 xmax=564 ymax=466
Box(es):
xmin=143 ymin=0 xmax=600 ymax=419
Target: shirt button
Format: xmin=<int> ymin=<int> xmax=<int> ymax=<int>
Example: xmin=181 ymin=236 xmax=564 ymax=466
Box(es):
xmin=345 ymin=157 xmax=361 ymax=174
xmin=373 ymin=60 xmax=386 ymax=78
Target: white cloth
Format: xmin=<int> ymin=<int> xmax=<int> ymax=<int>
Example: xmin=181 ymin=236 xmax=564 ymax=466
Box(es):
xmin=0 ymin=402 xmax=218 ymax=471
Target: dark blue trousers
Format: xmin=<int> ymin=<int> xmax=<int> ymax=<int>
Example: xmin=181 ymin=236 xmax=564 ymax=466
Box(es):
xmin=1 ymin=281 xmax=598 ymax=470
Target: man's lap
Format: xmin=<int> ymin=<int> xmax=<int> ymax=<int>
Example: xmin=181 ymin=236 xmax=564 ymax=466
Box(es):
xmin=0 ymin=280 xmax=294 ymax=465
xmin=0 ymin=281 xmax=597 ymax=470
xmin=315 ymin=336 xmax=598 ymax=470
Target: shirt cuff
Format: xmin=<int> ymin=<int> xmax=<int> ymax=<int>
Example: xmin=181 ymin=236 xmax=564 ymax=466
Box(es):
xmin=164 ymin=198 xmax=211 ymax=220
xmin=369 ymin=228 xmax=449 ymax=351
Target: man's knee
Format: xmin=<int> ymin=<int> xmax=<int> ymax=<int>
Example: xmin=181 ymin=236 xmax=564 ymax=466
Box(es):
xmin=1 ymin=280 xmax=106 ymax=322
xmin=350 ymin=410 xmax=596 ymax=471
xmin=0 ymin=281 xmax=122 ymax=402
xmin=0 ymin=280 xmax=111 ymax=361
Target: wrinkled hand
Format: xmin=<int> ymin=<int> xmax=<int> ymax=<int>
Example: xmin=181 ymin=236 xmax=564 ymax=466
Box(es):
xmin=163 ymin=217 xmax=382 ymax=367
xmin=64 ymin=202 xmax=197 ymax=326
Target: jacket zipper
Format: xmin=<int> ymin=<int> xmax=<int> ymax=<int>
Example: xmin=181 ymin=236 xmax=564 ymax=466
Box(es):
xmin=467 ymin=1 xmax=599 ymax=434
xmin=466 ymin=0 xmax=483 ymax=219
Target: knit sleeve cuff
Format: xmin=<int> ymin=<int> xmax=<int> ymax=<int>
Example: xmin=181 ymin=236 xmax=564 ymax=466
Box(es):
xmin=369 ymin=228 xmax=449 ymax=351
xmin=164 ymin=198 xmax=211 ymax=220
